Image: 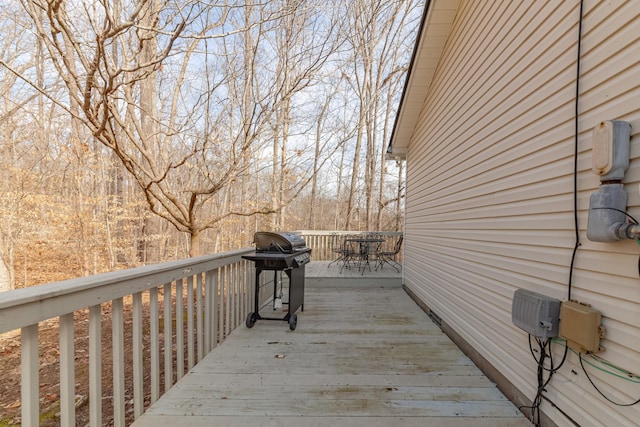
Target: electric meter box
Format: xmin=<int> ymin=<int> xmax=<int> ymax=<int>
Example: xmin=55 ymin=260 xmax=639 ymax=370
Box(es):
xmin=592 ymin=120 xmax=631 ymax=180
xmin=512 ymin=289 xmax=561 ymax=340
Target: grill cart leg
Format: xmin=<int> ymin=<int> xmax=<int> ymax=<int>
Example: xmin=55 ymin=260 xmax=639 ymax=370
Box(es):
xmin=246 ymin=268 xmax=262 ymax=328
xmin=288 ymin=314 xmax=297 ymax=330
xmin=246 ymin=312 xmax=257 ymax=328
xmin=273 ymin=271 xmax=283 ymax=310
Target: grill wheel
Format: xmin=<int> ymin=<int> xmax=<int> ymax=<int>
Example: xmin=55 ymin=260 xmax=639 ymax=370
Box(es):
xmin=288 ymin=314 xmax=297 ymax=330
xmin=246 ymin=312 xmax=257 ymax=328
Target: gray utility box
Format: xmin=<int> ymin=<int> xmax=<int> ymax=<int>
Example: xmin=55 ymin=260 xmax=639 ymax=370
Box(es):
xmin=587 ymin=183 xmax=628 ymax=242
xmin=512 ymin=289 xmax=561 ymax=340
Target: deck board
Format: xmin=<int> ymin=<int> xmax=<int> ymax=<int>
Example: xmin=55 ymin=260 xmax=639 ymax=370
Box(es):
xmin=305 ymin=260 xmax=402 ymax=287
xmin=132 ymin=284 xmax=530 ymax=426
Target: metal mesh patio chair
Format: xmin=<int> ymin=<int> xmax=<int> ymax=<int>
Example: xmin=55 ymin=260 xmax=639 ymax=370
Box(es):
xmin=329 ymin=234 xmax=357 ymax=273
xmin=375 ymin=236 xmax=403 ymax=273
xmin=329 ymin=234 xmax=346 ymax=267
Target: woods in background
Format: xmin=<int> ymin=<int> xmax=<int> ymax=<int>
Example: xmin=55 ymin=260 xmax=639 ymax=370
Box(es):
xmin=0 ymin=0 xmax=419 ymax=290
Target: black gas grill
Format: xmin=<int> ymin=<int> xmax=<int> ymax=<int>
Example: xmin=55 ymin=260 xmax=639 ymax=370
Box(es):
xmin=242 ymin=232 xmax=312 ymax=330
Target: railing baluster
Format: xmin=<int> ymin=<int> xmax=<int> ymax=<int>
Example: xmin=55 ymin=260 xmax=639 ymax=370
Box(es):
xmin=21 ymin=324 xmax=38 ymax=427
xmin=228 ymin=265 xmax=233 ymax=336
xmin=88 ymin=304 xmax=102 ymax=427
xmin=204 ymin=271 xmax=211 ymax=353
xmin=248 ymin=263 xmax=252 ymax=317
xmin=237 ymin=262 xmax=243 ymax=327
xmin=132 ymin=292 xmax=144 ymax=419
xmin=246 ymin=262 xmax=252 ymax=320
xmin=224 ymin=265 xmax=233 ymax=338
xmin=176 ymin=278 xmax=184 ymax=380
xmin=207 ymin=269 xmax=219 ymax=351
xmin=229 ymin=264 xmax=234 ymax=330
xmin=218 ymin=266 xmax=223 ymax=340
xmin=197 ymin=273 xmax=204 ymax=361
xmin=163 ymin=282 xmax=172 ymax=393
xmin=224 ymin=266 xmax=230 ymax=338
xmin=232 ymin=263 xmax=237 ymax=329
xmin=241 ymin=261 xmax=247 ymax=323
xmin=112 ymin=297 xmax=125 ymax=427
xmin=187 ymin=275 xmax=194 ymax=370
xmin=237 ymin=263 xmax=242 ymax=328
xmin=149 ymin=287 xmax=160 ymax=404
xmin=223 ymin=265 xmax=228 ymax=337
xmin=59 ymin=312 xmax=75 ymax=427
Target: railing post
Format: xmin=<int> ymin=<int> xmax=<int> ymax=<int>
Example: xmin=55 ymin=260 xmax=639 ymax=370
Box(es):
xmin=204 ymin=271 xmax=212 ymax=354
xmin=247 ymin=262 xmax=254 ymax=322
xmin=218 ymin=268 xmax=223 ymax=343
xmin=242 ymin=260 xmax=248 ymax=323
xmin=233 ymin=262 xmax=239 ymax=329
xmin=59 ymin=312 xmax=75 ymax=427
xmin=197 ymin=273 xmax=204 ymax=362
xmin=187 ymin=275 xmax=195 ymax=370
xmin=132 ymin=292 xmax=144 ymax=419
xmin=163 ymin=282 xmax=173 ymax=393
xmin=21 ymin=324 xmax=38 ymax=427
xmin=176 ymin=278 xmax=184 ymax=380
xmin=224 ymin=265 xmax=230 ymax=339
xmin=112 ymin=297 xmax=125 ymax=427
xmin=149 ymin=287 xmax=160 ymax=404
xmin=210 ymin=269 xmax=219 ymax=351
xmin=88 ymin=304 xmax=102 ymax=426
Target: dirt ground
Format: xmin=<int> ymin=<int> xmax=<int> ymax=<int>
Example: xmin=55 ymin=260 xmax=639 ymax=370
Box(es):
xmin=0 ymin=297 xmax=179 ymax=426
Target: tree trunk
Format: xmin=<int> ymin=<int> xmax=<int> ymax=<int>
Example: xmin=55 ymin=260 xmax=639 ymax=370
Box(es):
xmin=307 ymin=111 xmax=324 ymax=229
xmin=335 ymin=139 xmax=347 ymax=229
xmin=396 ymin=159 xmax=404 ymax=231
xmin=346 ymin=107 xmax=365 ymax=229
xmin=0 ymin=246 xmax=12 ymax=292
xmin=139 ymin=0 xmax=162 ymax=263
xmin=278 ymin=96 xmax=290 ymax=228
xmin=272 ymin=124 xmax=280 ymax=229
xmin=189 ymin=231 xmax=201 ymax=257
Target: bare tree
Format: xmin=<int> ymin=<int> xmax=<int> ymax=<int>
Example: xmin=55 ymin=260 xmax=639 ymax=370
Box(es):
xmin=258 ymin=0 xmax=342 ymax=228
xmin=0 ymin=5 xmax=41 ymax=290
xmin=0 ymin=0 xmax=418 ymax=291
xmin=341 ymin=0 xmax=418 ymax=230
xmin=13 ymin=0 xmax=302 ymax=256
xmin=374 ymin=2 xmax=416 ymax=230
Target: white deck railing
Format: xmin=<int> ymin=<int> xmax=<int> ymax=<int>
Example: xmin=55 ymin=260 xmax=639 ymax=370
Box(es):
xmin=0 ymin=231 xmax=402 ymax=426
xmin=0 ymin=248 xmax=257 ymax=427
xmin=297 ymin=230 xmax=403 ymax=261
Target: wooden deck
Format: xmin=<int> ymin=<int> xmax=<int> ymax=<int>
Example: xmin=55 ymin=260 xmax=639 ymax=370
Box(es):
xmin=305 ymin=260 xmax=403 ymax=287
xmin=132 ymin=266 xmax=531 ymax=427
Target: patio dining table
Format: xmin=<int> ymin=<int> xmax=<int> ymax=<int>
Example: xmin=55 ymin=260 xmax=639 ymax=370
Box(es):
xmin=345 ymin=237 xmax=384 ymax=274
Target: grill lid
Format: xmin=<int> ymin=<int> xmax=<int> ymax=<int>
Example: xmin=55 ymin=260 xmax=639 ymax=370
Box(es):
xmin=254 ymin=231 xmax=307 ymax=253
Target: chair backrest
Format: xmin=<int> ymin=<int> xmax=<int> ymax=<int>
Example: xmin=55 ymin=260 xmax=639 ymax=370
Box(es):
xmin=331 ymin=234 xmax=350 ymax=251
xmin=393 ymin=236 xmax=403 ymax=254
xmin=330 ymin=234 xmax=341 ymax=250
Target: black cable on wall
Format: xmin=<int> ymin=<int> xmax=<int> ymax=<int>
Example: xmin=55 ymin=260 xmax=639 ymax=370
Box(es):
xmin=568 ymin=0 xmax=584 ymax=302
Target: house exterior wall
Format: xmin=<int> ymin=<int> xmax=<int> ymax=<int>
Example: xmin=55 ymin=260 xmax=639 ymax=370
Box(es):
xmin=403 ymin=1 xmax=640 ymax=426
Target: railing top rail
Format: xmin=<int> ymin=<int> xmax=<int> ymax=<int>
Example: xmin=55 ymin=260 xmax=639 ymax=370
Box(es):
xmin=0 ymin=248 xmax=253 ymax=334
xmin=296 ymin=230 xmax=403 ymax=236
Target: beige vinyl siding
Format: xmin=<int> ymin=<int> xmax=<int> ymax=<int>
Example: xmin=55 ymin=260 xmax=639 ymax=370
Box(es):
xmin=403 ymin=0 xmax=640 ymax=426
